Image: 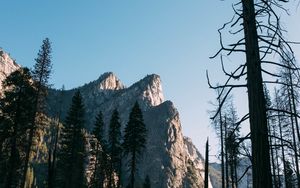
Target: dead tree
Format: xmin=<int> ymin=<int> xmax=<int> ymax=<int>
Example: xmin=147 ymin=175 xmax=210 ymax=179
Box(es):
xmin=207 ymin=0 xmax=298 ymax=187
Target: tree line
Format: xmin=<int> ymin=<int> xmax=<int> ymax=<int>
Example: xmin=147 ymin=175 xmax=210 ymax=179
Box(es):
xmin=0 ymin=39 xmax=150 ymax=188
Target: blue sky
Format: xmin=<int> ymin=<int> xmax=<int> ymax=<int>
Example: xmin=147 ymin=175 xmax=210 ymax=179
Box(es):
xmin=1 ymin=1 xmax=299 ymax=158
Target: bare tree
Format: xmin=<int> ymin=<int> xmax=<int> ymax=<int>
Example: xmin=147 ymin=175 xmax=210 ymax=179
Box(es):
xmin=208 ymin=0 xmax=298 ymax=187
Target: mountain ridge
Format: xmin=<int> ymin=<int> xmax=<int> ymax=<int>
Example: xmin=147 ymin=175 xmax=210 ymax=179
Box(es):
xmin=0 ymin=49 xmax=211 ymax=188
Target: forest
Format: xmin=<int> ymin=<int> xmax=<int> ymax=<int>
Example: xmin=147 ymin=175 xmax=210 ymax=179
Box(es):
xmin=1 ymin=0 xmax=300 ymax=188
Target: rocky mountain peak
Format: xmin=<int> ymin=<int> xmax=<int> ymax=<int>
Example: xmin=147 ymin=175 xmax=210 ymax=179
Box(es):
xmin=130 ymin=74 xmax=164 ymax=108
xmin=0 ymin=49 xmax=20 ymax=90
xmin=0 ymin=48 xmax=210 ymax=187
xmin=96 ymin=72 xmax=124 ymax=90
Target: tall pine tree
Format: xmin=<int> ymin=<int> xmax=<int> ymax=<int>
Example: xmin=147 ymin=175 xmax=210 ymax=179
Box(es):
xmin=108 ymin=109 xmax=122 ymax=188
xmin=55 ymin=91 xmax=86 ymax=188
xmin=90 ymin=111 xmax=108 ymax=188
xmin=123 ymin=102 xmax=147 ymax=188
xmin=22 ymin=38 xmax=53 ymax=188
xmin=0 ymin=68 xmax=36 ymax=188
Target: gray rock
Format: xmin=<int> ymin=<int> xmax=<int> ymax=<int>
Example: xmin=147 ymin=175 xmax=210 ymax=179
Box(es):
xmin=0 ymin=49 xmax=211 ymax=188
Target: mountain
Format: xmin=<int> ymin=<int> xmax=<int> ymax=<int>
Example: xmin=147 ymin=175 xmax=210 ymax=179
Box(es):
xmin=0 ymin=49 xmax=20 ymax=90
xmin=47 ymin=72 xmax=212 ymax=187
xmin=0 ymin=49 xmax=212 ymax=188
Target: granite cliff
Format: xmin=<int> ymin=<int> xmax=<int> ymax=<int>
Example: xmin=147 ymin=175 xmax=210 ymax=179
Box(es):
xmin=0 ymin=49 xmax=212 ymax=188
xmin=46 ymin=72 xmax=212 ymax=187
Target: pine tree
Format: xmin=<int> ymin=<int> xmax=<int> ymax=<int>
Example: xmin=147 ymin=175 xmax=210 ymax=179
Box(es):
xmin=22 ymin=38 xmax=53 ymax=188
xmin=123 ymin=102 xmax=147 ymax=188
xmin=108 ymin=109 xmax=122 ymax=188
xmin=48 ymin=86 xmax=65 ymax=188
xmin=90 ymin=111 xmax=108 ymax=188
xmin=55 ymin=91 xmax=86 ymax=188
xmin=143 ymin=175 xmax=151 ymax=188
xmin=0 ymin=68 xmax=36 ymax=187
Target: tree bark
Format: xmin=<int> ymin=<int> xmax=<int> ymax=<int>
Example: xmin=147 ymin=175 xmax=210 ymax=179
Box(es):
xmin=242 ymin=0 xmax=272 ymax=187
xmin=217 ymin=90 xmax=225 ymax=188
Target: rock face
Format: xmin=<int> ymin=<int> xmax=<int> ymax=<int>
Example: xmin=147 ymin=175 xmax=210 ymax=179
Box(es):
xmin=0 ymin=49 xmax=211 ymax=187
xmin=0 ymin=49 xmax=20 ymax=90
xmin=47 ymin=72 xmax=211 ymax=187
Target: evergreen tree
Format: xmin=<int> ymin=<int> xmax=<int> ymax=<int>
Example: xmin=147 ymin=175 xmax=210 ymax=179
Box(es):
xmin=143 ymin=175 xmax=151 ymax=188
xmin=55 ymin=91 xmax=86 ymax=188
xmin=0 ymin=68 xmax=36 ymax=188
xmin=123 ymin=102 xmax=147 ymax=188
xmin=108 ymin=109 xmax=122 ymax=188
xmin=22 ymin=38 xmax=53 ymax=188
xmin=48 ymin=86 xmax=65 ymax=188
xmin=90 ymin=111 xmax=108 ymax=188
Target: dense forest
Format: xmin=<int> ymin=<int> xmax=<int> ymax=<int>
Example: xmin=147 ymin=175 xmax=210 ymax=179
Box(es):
xmin=1 ymin=0 xmax=300 ymax=188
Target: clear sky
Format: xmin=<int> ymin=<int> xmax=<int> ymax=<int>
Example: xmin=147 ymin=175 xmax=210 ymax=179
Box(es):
xmin=0 ymin=1 xmax=299 ymax=159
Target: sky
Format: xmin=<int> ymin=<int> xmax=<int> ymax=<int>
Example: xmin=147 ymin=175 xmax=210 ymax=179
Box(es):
xmin=0 ymin=1 xmax=299 ymax=160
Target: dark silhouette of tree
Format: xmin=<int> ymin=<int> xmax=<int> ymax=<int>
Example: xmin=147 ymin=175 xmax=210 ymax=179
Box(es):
xmin=22 ymin=38 xmax=53 ymax=188
xmin=48 ymin=86 xmax=65 ymax=188
xmin=108 ymin=109 xmax=122 ymax=188
xmin=143 ymin=175 xmax=151 ymax=188
xmin=210 ymin=88 xmax=226 ymax=188
xmin=55 ymin=91 xmax=86 ymax=188
xmin=0 ymin=68 xmax=36 ymax=188
xmin=123 ymin=102 xmax=147 ymax=188
xmin=204 ymin=138 xmax=209 ymax=188
xmin=90 ymin=111 xmax=108 ymax=188
xmin=208 ymin=0 xmax=297 ymax=187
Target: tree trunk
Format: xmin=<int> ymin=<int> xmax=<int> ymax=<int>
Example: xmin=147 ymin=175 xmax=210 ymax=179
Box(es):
xmin=224 ymin=119 xmax=229 ymax=188
xmin=204 ymin=138 xmax=209 ymax=188
xmin=268 ymin=121 xmax=277 ymax=186
xmin=242 ymin=0 xmax=272 ymax=187
xmin=276 ymin=90 xmax=289 ymax=188
xmin=5 ymin=137 xmax=17 ymax=188
xmin=130 ymin=151 xmax=136 ymax=188
xmin=288 ymin=92 xmax=300 ymax=185
xmin=217 ymin=91 xmax=225 ymax=188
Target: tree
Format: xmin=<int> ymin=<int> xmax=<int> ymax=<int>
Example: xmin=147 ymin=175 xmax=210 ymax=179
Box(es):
xmin=22 ymin=38 xmax=53 ymax=188
xmin=273 ymin=88 xmax=289 ymax=188
xmin=208 ymin=0 xmax=296 ymax=187
xmin=48 ymin=86 xmax=65 ymax=188
xmin=0 ymin=68 xmax=36 ymax=188
xmin=210 ymin=88 xmax=226 ymax=188
xmin=90 ymin=111 xmax=108 ymax=188
xmin=108 ymin=109 xmax=122 ymax=188
xmin=55 ymin=91 xmax=86 ymax=188
xmin=143 ymin=175 xmax=151 ymax=188
xmin=123 ymin=102 xmax=147 ymax=188
xmin=204 ymin=138 xmax=209 ymax=188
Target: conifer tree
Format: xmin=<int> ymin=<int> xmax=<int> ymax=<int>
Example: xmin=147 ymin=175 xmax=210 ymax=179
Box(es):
xmin=55 ymin=91 xmax=86 ymax=188
xmin=143 ymin=175 xmax=151 ymax=188
xmin=123 ymin=102 xmax=147 ymax=188
xmin=22 ymin=38 xmax=53 ymax=187
xmin=48 ymin=86 xmax=65 ymax=188
xmin=90 ymin=111 xmax=108 ymax=188
xmin=0 ymin=68 xmax=36 ymax=188
xmin=108 ymin=109 xmax=122 ymax=188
